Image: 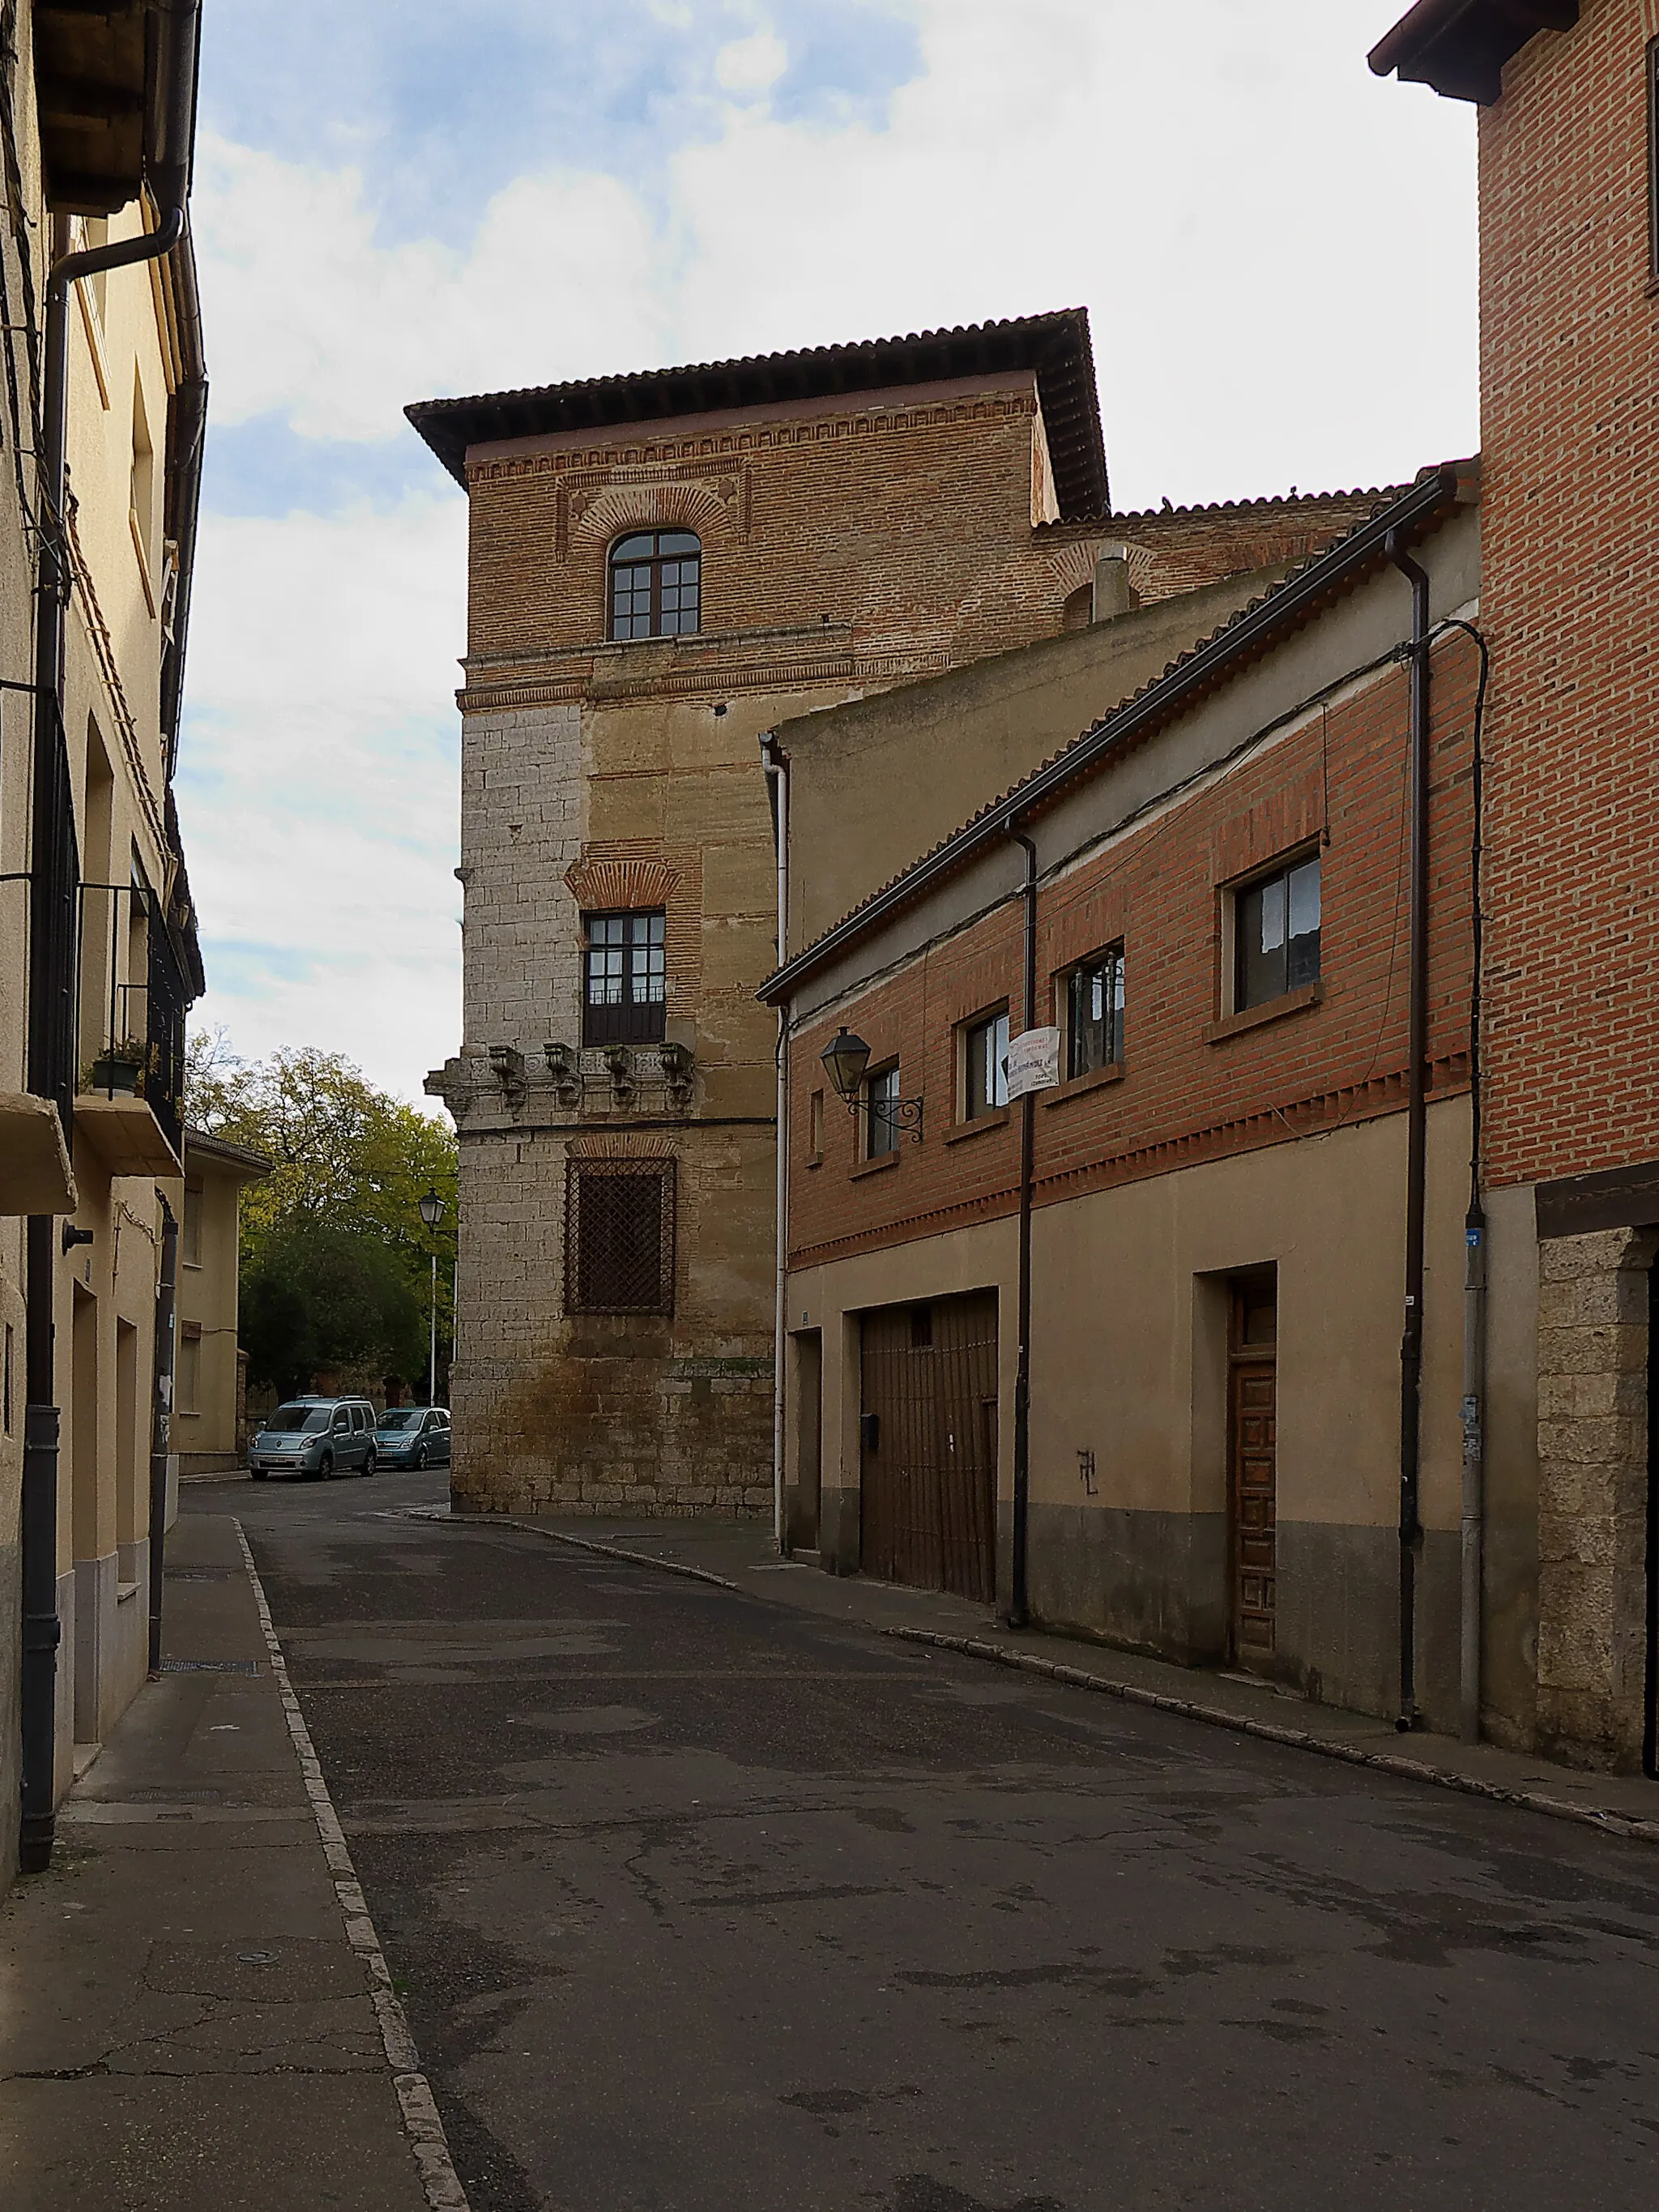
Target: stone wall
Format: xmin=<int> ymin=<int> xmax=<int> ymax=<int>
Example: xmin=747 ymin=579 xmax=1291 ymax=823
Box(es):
xmin=1534 ymin=1223 xmax=1657 ymax=1771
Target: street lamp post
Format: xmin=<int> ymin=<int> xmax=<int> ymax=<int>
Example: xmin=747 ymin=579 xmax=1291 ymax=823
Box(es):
xmin=417 ymin=1187 xmax=445 ymax=1405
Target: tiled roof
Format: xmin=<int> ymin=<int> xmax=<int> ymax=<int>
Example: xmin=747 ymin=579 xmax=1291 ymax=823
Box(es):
xmin=1037 ymin=484 xmax=1413 ymax=533
xmin=406 ymin=309 xmax=1108 ymax=519
xmin=761 ymin=463 xmax=1470 ymax=1004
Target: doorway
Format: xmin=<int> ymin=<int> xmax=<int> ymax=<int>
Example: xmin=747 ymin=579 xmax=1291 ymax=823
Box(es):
xmin=1227 ymin=1271 xmax=1277 ymax=1671
xmin=860 ymin=1291 xmax=997 ymax=1602
xmin=1645 ymin=1261 xmax=1659 ymax=1779
xmin=788 ymin=1331 xmax=821 ymax=1554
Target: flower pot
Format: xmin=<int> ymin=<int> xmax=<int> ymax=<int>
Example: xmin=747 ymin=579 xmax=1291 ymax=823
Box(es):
xmin=90 ymin=1057 xmax=142 ymax=1095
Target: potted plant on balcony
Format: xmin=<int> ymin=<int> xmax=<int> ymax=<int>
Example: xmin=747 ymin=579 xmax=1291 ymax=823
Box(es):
xmin=86 ymin=1037 xmax=150 ymax=1096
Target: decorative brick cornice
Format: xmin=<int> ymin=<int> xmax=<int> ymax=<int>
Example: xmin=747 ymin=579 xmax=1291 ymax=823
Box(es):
xmin=561 ymin=469 xmax=748 ymax=560
xmin=467 ymin=387 xmax=1034 ymax=490
xmin=565 ymin=856 xmax=681 ymax=912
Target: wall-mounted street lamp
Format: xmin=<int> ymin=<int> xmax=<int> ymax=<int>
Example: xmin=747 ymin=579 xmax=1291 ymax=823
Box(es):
xmin=818 ymin=1025 xmax=923 ymax=1143
xmin=417 ymin=1187 xmax=444 ymax=1407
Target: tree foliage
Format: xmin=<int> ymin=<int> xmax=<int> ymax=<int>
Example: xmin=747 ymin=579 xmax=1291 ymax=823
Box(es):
xmin=188 ymin=1031 xmax=458 ymax=1394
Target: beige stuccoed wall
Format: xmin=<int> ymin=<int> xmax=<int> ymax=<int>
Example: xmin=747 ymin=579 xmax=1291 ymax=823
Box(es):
xmin=787 ymin=1099 xmax=1483 ymax=1733
xmin=175 ymin=1151 xmax=250 ymax=1470
xmin=781 ymin=566 xmax=1291 ymax=950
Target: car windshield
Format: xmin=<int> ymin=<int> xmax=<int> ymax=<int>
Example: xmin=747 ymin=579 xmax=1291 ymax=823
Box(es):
xmin=377 ymin=1411 xmax=422 ymax=1431
xmin=264 ymin=1405 xmax=331 ymax=1433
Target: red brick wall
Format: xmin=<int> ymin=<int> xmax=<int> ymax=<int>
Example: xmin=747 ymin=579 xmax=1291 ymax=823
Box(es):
xmin=789 ymin=635 xmax=1481 ymax=1267
xmin=1478 ymin=0 xmax=1659 ymax=1186
xmin=1043 ymin=488 xmax=1406 ymax=609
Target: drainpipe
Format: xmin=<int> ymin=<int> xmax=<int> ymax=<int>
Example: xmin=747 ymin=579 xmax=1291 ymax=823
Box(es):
xmin=20 ymin=0 xmax=201 ymax=1875
xmin=1435 ymin=617 xmax=1491 ymax=1747
xmin=761 ymin=734 xmax=789 ymax=1555
xmin=1006 ymin=822 xmax=1038 ymax=1630
xmin=1386 ymin=535 xmax=1431 ymax=1733
xmin=147 ymin=1198 xmax=178 ymax=1674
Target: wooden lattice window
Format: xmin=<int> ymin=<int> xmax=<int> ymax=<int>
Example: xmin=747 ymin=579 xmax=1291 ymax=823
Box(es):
xmin=565 ymin=1157 xmax=676 ymax=1317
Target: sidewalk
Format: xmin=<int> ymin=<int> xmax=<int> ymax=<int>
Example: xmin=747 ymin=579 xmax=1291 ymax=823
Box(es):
xmin=0 ymin=1514 xmax=459 ymax=2212
xmin=471 ymin=1508 xmax=1659 ymax=1847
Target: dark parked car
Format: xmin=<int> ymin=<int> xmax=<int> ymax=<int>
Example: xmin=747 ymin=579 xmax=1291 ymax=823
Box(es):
xmin=249 ymin=1398 xmax=379 ymax=1480
xmin=372 ymin=1406 xmax=452 ymax=1470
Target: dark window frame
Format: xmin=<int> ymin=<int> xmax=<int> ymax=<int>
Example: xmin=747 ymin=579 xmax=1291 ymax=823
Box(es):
xmin=565 ymin=1156 xmax=678 ymax=1317
xmin=608 ymin=529 xmax=702 ymax=641
xmin=864 ymin=1061 xmax=901 ymax=1159
xmin=1230 ymin=848 xmax=1321 ymax=1014
xmin=1063 ymin=945 xmax=1125 ymax=1080
xmin=962 ymin=1005 xmax=1010 ymax=1121
xmin=582 ymin=909 xmax=667 ymax=1046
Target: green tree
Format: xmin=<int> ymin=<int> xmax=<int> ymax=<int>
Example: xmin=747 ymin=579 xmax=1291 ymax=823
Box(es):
xmin=241 ymin=1217 xmax=427 ymax=1400
xmin=188 ymin=1031 xmax=458 ymax=1395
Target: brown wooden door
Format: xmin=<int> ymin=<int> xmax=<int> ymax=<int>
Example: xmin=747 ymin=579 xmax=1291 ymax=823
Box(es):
xmin=860 ymin=1292 xmax=997 ymax=1602
xmin=1228 ymin=1275 xmax=1277 ymax=1668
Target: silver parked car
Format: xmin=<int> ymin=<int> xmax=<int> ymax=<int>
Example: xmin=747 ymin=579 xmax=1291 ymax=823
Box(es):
xmin=372 ymin=1406 xmax=452 ymax=1470
xmin=249 ymin=1397 xmax=380 ymax=1481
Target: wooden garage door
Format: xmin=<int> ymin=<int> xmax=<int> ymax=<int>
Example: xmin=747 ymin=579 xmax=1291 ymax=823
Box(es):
xmin=860 ymin=1292 xmax=997 ymax=1603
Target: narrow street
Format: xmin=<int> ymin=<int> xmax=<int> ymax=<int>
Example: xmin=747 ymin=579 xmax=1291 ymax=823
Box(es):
xmin=195 ymin=1472 xmax=1659 ymax=2212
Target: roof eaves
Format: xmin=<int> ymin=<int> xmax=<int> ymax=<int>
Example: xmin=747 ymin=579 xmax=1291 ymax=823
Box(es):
xmin=1367 ymin=0 xmax=1578 ymax=104
xmin=761 ymin=464 xmax=1466 ymax=1006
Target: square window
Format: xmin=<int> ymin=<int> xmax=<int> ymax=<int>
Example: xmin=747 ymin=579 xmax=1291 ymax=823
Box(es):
xmin=963 ymin=1009 xmax=1009 ymax=1119
xmin=1065 ymin=948 xmax=1124 ymax=1078
xmin=1234 ymin=853 xmax=1320 ymax=1011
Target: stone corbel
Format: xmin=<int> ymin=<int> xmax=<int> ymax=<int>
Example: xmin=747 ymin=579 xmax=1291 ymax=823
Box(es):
xmin=659 ymin=1038 xmax=694 ymax=1112
xmin=543 ymin=1040 xmax=581 ymax=1108
xmin=487 ymin=1044 xmax=527 ymax=1108
xmin=601 ymin=1044 xmax=635 ymax=1107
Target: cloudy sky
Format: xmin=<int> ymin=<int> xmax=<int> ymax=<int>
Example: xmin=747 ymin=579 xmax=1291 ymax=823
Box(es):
xmin=177 ymin=0 xmax=1477 ymax=1108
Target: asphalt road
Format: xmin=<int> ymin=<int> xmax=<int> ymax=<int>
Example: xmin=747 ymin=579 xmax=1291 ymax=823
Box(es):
xmin=191 ymin=1469 xmax=1659 ymax=2212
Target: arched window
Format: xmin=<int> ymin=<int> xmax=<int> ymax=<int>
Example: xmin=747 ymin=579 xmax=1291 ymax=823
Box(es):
xmin=608 ymin=530 xmax=701 ymax=640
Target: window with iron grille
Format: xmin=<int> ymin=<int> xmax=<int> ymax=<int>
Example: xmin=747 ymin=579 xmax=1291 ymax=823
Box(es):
xmin=1065 ymin=946 xmax=1124 ymax=1078
xmin=565 ymin=1157 xmax=676 ymax=1316
xmin=608 ymin=530 xmax=701 ymax=640
xmin=583 ymin=911 xmax=666 ymax=1045
xmin=1234 ymin=852 xmax=1320 ymax=1012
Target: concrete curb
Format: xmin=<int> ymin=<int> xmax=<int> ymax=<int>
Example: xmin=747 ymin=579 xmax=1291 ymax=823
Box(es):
xmin=441 ymin=1514 xmax=742 ymax=1592
xmin=885 ymin=1627 xmax=1659 ymax=1849
xmin=233 ymin=1521 xmax=475 ymax=2212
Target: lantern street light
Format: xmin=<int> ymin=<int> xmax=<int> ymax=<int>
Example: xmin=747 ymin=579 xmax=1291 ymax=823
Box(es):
xmin=818 ymin=1025 xmax=924 ymax=1143
xmin=417 ymin=1188 xmax=445 ymax=1406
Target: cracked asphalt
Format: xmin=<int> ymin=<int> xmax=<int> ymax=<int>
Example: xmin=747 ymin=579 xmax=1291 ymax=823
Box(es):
xmin=188 ymin=1467 xmax=1659 ymax=2212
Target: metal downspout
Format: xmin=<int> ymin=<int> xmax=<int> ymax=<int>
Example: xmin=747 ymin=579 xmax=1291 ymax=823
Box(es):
xmin=1006 ymin=823 xmax=1038 ymax=1630
xmin=1386 ymin=536 xmax=1431 ymax=1733
xmin=761 ymin=736 xmax=789 ymax=1554
xmin=147 ymin=1199 xmax=178 ymax=1674
xmin=20 ymin=0 xmax=201 ymax=1874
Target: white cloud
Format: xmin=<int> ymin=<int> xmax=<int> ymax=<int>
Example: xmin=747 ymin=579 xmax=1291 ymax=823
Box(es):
xmin=714 ymin=30 xmax=788 ymax=96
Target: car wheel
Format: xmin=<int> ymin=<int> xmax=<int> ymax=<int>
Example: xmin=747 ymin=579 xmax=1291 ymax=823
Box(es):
xmin=317 ymin=1450 xmax=334 ymax=1480
xmin=361 ymin=1449 xmax=376 ymax=1478
xmin=414 ymin=1443 xmax=428 ymax=1471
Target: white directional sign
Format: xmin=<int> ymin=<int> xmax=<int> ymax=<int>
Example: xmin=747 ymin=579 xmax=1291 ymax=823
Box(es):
xmin=1004 ymin=1026 xmax=1061 ymax=1101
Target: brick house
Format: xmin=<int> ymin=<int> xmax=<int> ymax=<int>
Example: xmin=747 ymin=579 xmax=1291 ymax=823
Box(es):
xmin=763 ymin=471 xmax=1486 ymax=1734
xmin=1371 ymin=0 xmax=1659 ymax=1770
xmin=407 ymin=315 xmax=1383 ymax=1524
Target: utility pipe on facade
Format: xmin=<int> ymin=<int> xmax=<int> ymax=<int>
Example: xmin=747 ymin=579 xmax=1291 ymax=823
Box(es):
xmin=147 ymin=1201 xmax=179 ymax=1675
xmin=21 ymin=0 xmax=200 ymax=1874
xmin=1386 ymin=534 xmax=1432 ymax=1733
xmin=761 ymin=734 xmax=789 ymax=1553
xmin=1434 ymin=615 xmax=1491 ymax=1746
xmin=1006 ymin=822 xmax=1038 ymax=1630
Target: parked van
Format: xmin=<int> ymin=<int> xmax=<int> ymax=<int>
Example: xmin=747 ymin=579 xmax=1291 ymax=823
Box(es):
xmin=249 ymin=1397 xmax=380 ymax=1481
